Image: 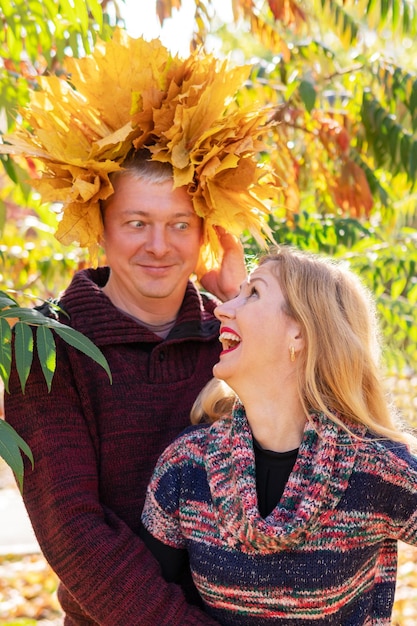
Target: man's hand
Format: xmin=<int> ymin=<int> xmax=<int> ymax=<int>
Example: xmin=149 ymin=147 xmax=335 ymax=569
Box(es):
xmin=199 ymin=227 xmax=247 ymax=302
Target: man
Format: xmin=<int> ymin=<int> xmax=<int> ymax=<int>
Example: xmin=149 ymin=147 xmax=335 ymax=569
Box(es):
xmin=2 ymin=32 xmax=276 ymax=624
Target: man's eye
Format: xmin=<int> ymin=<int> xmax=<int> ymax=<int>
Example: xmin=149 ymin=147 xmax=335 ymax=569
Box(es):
xmin=173 ymin=222 xmax=189 ymax=230
xmin=129 ymin=220 xmax=145 ymax=228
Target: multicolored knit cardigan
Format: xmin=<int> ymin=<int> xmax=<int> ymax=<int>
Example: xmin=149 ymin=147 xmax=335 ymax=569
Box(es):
xmin=142 ymin=402 xmax=417 ymax=625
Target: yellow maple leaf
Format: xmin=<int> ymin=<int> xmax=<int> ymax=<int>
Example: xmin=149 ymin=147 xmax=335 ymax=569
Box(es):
xmin=0 ymin=29 xmax=280 ymax=271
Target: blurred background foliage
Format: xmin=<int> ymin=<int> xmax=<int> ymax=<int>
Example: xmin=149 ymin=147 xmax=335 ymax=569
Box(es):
xmin=0 ymin=0 xmax=416 ymax=411
xmin=0 ymin=1 xmax=416 ymax=622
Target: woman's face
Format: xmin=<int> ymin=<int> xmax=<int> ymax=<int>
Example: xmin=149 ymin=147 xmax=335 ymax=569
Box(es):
xmin=213 ymin=263 xmax=302 ymax=393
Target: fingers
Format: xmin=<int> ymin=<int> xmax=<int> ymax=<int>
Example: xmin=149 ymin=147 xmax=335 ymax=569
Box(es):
xmin=213 ymin=226 xmax=244 ymax=253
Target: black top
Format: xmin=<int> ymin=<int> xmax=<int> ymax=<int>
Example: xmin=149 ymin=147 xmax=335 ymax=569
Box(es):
xmin=253 ymin=437 xmax=299 ymax=518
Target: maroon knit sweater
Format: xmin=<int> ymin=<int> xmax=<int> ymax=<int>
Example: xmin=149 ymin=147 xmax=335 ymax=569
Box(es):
xmin=4 ymin=267 xmax=221 ymax=625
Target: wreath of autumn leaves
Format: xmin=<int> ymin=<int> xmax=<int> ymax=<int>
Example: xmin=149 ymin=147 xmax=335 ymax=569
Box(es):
xmin=0 ymin=29 xmax=278 ymax=273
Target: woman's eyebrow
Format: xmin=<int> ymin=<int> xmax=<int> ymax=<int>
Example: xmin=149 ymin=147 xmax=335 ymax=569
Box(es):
xmin=248 ymin=276 xmax=268 ymax=287
xmin=239 ymin=276 xmax=268 ymax=291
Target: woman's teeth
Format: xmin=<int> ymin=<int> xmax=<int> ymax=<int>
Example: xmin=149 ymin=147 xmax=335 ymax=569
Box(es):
xmin=219 ymin=331 xmax=241 ymax=350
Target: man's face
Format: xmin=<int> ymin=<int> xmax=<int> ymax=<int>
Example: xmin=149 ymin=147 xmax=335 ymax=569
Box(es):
xmin=101 ymin=174 xmax=203 ymax=320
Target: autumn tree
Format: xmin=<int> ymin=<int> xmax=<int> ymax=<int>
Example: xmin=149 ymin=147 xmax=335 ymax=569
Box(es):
xmin=0 ymin=0 xmax=416 ymax=475
xmin=155 ymin=0 xmax=417 ymax=370
xmin=1 ymin=0 xmax=416 ymax=366
xmin=0 ymin=11 xmax=415 ymax=625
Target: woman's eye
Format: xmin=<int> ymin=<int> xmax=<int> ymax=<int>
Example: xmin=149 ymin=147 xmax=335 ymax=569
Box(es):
xmin=249 ymin=286 xmax=259 ymax=298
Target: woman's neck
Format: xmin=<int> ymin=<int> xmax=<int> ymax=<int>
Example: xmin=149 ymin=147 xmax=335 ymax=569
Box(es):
xmin=240 ymin=388 xmax=306 ymax=453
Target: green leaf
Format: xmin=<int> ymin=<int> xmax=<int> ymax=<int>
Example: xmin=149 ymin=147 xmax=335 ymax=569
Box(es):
xmin=51 ymin=322 xmax=112 ymax=383
xmin=0 ymin=419 xmax=33 ymax=492
xmin=14 ymin=321 xmax=34 ymax=393
xmin=408 ymin=282 xmax=417 ymax=304
xmin=0 ymin=153 xmax=18 ymax=183
xmin=402 ymin=0 xmax=411 ymax=33
xmin=0 ymin=307 xmax=52 ymax=324
xmin=410 ymin=79 xmax=417 ymax=120
xmin=0 ymin=291 xmax=19 ymax=307
xmin=36 ymin=0 xmax=59 ymax=19
xmin=1 ymin=295 xmax=111 ymax=385
xmin=391 ymin=0 xmax=399 ymax=29
xmin=0 ymin=0 xmax=14 ymax=18
xmin=390 ymin=277 xmax=407 ymax=299
xmin=388 ymin=124 xmax=401 ymax=166
xmin=400 ymin=134 xmax=411 ymax=171
xmin=409 ymin=140 xmax=417 ymax=181
xmin=59 ymin=0 xmax=79 ymax=25
xmin=380 ymin=0 xmax=389 ymax=22
xmin=0 ymin=317 xmax=12 ymax=392
xmin=87 ymin=0 xmax=103 ymax=29
xmin=36 ymin=325 xmax=56 ymax=392
xmin=73 ymin=0 xmax=90 ymax=32
xmin=366 ymin=0 xmax=378 ymax=17
xmin=299 ymin=80 xmax=316 ymax=113
xmin=0 ymin=199 xmax=6 ymax=236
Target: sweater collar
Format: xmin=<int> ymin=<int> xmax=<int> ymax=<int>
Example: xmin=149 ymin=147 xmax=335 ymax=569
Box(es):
xmin=58 ymin=267 xmax=219 ymax=344
xmin=206 ymin=402 xmax=365 ymax=552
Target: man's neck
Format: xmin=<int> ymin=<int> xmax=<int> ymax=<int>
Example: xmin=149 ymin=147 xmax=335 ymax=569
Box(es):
xmin=102 ymin=282 xmax=183 ymax=326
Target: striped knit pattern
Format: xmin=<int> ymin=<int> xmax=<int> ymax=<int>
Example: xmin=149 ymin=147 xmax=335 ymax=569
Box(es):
xmin=142 ymin=402 xmax=417 ymax=625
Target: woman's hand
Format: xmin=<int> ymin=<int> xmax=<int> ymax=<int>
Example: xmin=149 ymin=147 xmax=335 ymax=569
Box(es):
xmin=199 ymin=227 xmax=247 ymax=302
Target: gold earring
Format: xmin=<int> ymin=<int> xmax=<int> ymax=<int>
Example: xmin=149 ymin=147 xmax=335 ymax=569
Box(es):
xmin=289 ymin=345 xmax=295 ymax=362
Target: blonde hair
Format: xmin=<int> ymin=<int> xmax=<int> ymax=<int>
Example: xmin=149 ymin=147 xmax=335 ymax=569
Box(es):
xmin=190 ymin=378 xmax=236 ymax=425
xmin=260 ymin=246 xmax=416 ymax=448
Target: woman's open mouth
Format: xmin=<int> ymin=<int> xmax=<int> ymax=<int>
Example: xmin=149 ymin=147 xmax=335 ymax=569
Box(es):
xmin=219 ymin=327 xmax=241 ymax=353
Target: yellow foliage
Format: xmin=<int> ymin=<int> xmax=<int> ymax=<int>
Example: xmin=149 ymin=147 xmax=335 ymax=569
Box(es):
xmin=0 ymin=29 xmax=279 ymax=274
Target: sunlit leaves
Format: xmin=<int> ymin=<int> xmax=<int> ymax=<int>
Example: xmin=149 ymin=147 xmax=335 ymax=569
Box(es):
xmin=331 ymin=160 xmax=373 ymax=218
xmin=0 ymin=290 xmax=112 ymax=483
xmin=0 ymin=0 xmax=106 ymax=64
xmin=316 ymin=0 xmax=359 ymax=46
xmin=361 ymin=91 xmax=417 ymax=185
xmin=0 ymin=293 xmax=112 ymax=393
xmin=343 ymin=237 xmax=417 ymax=367
xmin=312 ymin=0 xmax=417 ymax=40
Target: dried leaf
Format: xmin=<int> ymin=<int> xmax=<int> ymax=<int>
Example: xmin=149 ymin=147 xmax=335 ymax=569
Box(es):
xmin=0 ymin=29 xmax=278 ymax=272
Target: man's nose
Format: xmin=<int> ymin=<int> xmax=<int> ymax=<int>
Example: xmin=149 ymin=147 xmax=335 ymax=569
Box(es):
xmin=145 ymin=226 xmax=169 ymax=256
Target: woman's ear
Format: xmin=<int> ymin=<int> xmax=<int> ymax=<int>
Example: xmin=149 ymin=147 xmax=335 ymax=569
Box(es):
xmin=290 ymin=323 xmax=305 ymax=354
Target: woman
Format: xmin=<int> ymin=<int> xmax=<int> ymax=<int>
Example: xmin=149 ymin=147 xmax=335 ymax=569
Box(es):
xmin=141 ymin=246 xmax=417 ymax=625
